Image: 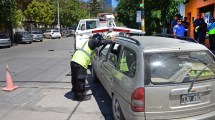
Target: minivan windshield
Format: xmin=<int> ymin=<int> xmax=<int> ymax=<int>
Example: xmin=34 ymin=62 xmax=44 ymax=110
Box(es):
xmin=145 ymin=51 xmax=215 ymax=85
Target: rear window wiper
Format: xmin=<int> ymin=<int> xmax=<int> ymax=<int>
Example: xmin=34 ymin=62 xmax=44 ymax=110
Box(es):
xmin=188 ymin=63 xmax=210 ymax=93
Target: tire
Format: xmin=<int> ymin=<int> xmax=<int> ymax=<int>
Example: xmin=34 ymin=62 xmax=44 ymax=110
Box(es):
xmin=91 ymin=66 xmax=99 ymax=83
xmin=112 ymin=95 xmax=125 ymax=120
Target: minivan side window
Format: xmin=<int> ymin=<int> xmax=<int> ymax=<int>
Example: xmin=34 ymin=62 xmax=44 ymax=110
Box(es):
xmin=107 ymin=43 xmax=121 ymax=67
xmin=118 ymin=47 xmax=136 ymax=77
xmin=99 ymin=44 xmax=111 ymax=59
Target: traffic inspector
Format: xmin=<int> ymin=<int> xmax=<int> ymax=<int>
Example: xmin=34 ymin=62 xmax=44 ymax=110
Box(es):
xmin=70 ymin=33 xmax=115 ymax=101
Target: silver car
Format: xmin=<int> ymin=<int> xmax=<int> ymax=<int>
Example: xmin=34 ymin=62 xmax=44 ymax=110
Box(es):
xmin=92 ymin=36 xmax=215 ymax=120
xmin=32 ymin=31 xmax=43 ymax=42
xmin=0 ymin=34 xmax=11 ymax=48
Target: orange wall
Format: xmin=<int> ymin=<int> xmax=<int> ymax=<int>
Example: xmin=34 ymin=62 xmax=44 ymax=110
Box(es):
xmin=185 ymin=0 xmax=215 ymax=48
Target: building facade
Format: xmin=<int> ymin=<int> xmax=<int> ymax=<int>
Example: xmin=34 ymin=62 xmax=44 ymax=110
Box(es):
xmin=105 ymin=0 xmax=113 ymax=9
xmin=185 ymin=0 xmax=215 ymax=43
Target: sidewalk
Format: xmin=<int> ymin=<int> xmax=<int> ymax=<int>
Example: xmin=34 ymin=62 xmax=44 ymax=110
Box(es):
xmin=0 ymin=70 xmax=113 ymax=120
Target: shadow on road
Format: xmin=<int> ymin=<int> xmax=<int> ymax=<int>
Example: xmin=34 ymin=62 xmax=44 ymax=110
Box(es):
xmin=63 ymin=73 xmax=114 ymax=120
xmin=86 ymin=74 xmax=114 ymax=120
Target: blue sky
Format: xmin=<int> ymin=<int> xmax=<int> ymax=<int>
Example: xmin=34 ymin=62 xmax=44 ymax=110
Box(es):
xmin=84 ymin=0 xmax=118 ymax=7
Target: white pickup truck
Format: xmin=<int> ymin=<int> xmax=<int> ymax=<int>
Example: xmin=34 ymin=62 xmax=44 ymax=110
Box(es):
xmin=74 ymin=13 xmax=117 ymax=50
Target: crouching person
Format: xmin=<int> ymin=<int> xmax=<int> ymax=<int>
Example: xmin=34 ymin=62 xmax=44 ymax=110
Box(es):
xmin=70 ymin=33 xmax=114 ymax=101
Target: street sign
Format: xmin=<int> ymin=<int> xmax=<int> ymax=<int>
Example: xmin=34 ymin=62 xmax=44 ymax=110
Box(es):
xmin=136 ymin=11 xmax=141 ymax=23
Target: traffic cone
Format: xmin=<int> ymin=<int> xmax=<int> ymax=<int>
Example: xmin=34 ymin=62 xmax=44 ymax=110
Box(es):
xmin=2 ymin=65 xmax=18 ymax=92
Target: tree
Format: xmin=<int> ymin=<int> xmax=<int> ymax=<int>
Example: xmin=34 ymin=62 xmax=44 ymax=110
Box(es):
xmin=116 ymin=0 xmax=139 ymax=29
xmin=13 ymin=9 xmax=25 ymax=28
xmin=116 ymin=0 xmax=189 ymax=35
xmin=0 ymin=0 xmax=17 ymax=45
xmin=0 ymin=0 xmax=16 ymax=32
xmin=59 ymin=0 xmax=88 ymax=27
xmin=24 ymin=0 xmax=55 ymax=27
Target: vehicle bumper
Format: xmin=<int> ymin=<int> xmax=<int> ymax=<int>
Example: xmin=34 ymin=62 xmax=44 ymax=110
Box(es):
xmin=171 ymin=110 xmax=215 ymax=120
xmin=51 ymin=35 xmax=61 ymax=38
xmin=21 ymin=39 xmax=33 ymax=43
xmin=33 ymin=37 xmax=43 ymax=41
xmin=0 ymin=42 xmax=11 ymax=47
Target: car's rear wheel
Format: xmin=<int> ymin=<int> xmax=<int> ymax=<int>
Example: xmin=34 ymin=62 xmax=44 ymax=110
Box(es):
xmin=91 ymin=66 xmax=99 ymax=83
xmin=112 ymin=95 xmax=125 ymax=120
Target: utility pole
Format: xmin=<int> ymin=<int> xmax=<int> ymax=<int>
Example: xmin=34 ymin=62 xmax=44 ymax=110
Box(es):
xmin=141 ymin=0 xmax=145 ymax=32
xmin=57 ymin=0 xmax=60 ymax=29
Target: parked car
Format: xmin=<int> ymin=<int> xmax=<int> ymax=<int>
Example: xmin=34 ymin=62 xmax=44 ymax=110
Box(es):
xmin=60 ymin=29 xmax=70 ymax=37
xmin=0 ymin=34 xmax=11 ymax=48
xmin=14 ymin=31 xmax=33 ymax=44
xmin=43 ymin=29 xmax=61 ymax=39
xmin=67 ymin=26 xmax=76 ymax=36
xmin=92 ymin=36 xmax=215 ymax=120
xmin=32 ymin=31 xmax=43 ymax=42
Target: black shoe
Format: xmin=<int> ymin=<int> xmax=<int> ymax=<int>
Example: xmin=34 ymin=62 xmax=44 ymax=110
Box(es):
xmin=73 ymin=93 xmax=91 ymax=101
xmin=71 ymin=88 xmax=77 ymax=92
xmin=72 ymin=93 xmax=80 ymax=101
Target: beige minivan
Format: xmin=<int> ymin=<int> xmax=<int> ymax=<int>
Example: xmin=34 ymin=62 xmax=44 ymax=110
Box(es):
xmin=92 ymin=36 xmax=215 ymax=120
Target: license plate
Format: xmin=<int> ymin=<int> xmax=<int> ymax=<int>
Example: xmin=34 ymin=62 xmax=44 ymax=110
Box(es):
xmin=181 ymin=93 xmax=201 ymax=105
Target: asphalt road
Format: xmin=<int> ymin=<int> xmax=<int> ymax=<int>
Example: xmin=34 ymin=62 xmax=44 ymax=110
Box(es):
xmin=0 ymin=37 xmax=113 ymax=120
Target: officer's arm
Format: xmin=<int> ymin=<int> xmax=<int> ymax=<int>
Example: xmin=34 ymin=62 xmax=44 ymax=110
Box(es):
xmin=101 ymin=40 xmax=112 ymax=45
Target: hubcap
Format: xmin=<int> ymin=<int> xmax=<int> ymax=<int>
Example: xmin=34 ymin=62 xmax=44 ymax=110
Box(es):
xmin=113 ymin=96 xmax=121 ymax=120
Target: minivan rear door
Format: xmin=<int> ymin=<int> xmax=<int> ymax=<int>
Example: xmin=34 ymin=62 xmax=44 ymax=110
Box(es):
xmin=144 ymin=51 xmax=215 ymax=119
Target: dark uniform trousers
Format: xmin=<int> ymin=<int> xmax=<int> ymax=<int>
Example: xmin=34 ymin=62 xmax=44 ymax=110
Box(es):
xmin=70 ymin=61 xmax=87 ymax=93
xmin=209 ymin=34 xmax=215 ymax=50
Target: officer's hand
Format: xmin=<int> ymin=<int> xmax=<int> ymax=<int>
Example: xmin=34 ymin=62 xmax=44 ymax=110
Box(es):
xmin=111 ymin=35 xmax=116 ymax=42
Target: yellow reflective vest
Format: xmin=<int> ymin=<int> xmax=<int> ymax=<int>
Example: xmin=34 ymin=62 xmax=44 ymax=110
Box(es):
xmin=71 ymin=41 xmax=94 ymax=69
xmin=119 ymin=56 xmax=129 ymax=72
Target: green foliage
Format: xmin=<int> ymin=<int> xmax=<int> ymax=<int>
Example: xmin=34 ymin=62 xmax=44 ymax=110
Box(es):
xmin=0 ymin=0 xmax=16 ymax=24
xmin=13 ymin=9 xmax=25 ymax=28
xmin=24 ymin=0 xmax=55 ymax=27
xmin=59 ymin=0 xmax=88 ymax=27
xmin=116 ymin=0 xmax=140 ymax=29
xmin=116 ymin=0 xmax=188 ymax=35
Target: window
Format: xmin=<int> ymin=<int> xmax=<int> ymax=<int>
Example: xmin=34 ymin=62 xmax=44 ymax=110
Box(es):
xmin=86 ymin=21 xmax=97 ymax=30
xmin=145 ymin=51 xmax=215 ymax=85
xmin=118 ymin=47 xmax=136 ymax=77
xmin=107 ymin=43 xmax=121 ymax=66
xmin=99 ymin=44 xmax=111 ymax=59
xmin=78 ymin=24 xmax=85 ymax=30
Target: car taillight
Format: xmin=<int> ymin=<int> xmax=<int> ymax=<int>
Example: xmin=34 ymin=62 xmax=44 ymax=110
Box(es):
xmin=131 ymin=87 xmax=145 ymax=112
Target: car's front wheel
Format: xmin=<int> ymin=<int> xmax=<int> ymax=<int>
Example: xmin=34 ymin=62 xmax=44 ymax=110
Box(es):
xmin=112 ymin=95 xmax=125 ymax=120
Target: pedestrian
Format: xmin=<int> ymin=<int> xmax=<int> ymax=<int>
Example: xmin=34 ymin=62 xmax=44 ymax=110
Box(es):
xmin=173 ymin=19 xmax=188 ymax=38
xmin=171 ymin=15 xmax=178 ymax=34
xmin=70 ymin=33 xmax=114 ymax=101
xmin=208 ymin=17 xmax=215 ymax=50
xmin=193 ymin=13 xmax=207 ymax=44
xmin=182 ymin=17 xmax=190 ymax=36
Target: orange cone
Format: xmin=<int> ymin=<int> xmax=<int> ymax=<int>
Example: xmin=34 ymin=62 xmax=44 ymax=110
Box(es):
xmin=2 ymin=65 xmax=18 ymax=92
